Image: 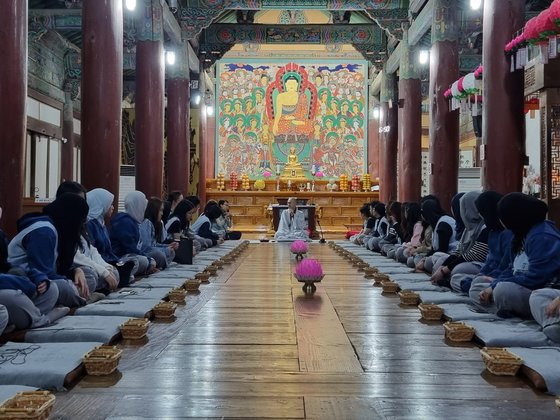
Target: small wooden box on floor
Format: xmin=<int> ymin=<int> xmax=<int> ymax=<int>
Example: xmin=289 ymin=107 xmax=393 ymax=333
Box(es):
xmin=206 ymin=179 xmax=379 ymax=234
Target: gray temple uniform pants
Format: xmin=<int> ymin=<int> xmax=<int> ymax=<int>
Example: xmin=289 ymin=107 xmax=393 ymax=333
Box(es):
xmin=469 ymin=277 xmax=533 ymax=319
xmin=0 ymin=304 xmax=8 ymax=334
xmin=79 ymin=265 xmax=120 ymax=294
xmin=530 ymin=288 xmax=560 ymax=343
xmin=0 ymin=284 xmax=59 ymax=330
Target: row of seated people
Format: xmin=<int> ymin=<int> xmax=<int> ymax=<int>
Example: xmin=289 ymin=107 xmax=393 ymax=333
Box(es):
xmin=349 ymin=191 xmax=560 ymax=343
xmin=0 ymin=182 xmax=241 ymax=335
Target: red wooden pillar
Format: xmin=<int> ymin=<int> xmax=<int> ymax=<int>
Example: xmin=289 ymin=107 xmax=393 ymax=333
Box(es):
xmin=379 ymin=71 xmax=398 ymax=204
xmin=482 ymin=0 xmax=525 ymax=193
xmin=198 ymin=70 xmax=208 ymax=205
xmin=167 ymin=44 xmax=190 ymax=194
xmin=398 ymin=29 xmax=422 ymax=202
xmin=0 ymin=0 xmax=27 ymax=237
xmin=135 ymin=1 xmax=165 ymax=198
xmin=61 ymin=90 xmax=75 ymax=182
xmin=429 ymin=0 xmax=459 ymax=211
xmin=81 ymin=0 xmax=123 ymax=199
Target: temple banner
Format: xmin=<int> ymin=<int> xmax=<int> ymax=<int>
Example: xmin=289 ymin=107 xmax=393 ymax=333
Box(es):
xmin=215 ymin=59 xmax=368 ymax=179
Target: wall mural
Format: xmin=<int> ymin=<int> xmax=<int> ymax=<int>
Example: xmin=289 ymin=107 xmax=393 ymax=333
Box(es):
xmin=216 ymin=60 xmax=368 ymax=179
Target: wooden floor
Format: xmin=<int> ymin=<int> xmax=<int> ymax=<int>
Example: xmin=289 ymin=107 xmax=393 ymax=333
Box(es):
xmin=52 ymin=244 xmax=557 ymax=419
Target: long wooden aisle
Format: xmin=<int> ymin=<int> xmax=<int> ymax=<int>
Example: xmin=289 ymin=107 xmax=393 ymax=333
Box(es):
xmin=52 ymin=244 xmax=557 ymax=419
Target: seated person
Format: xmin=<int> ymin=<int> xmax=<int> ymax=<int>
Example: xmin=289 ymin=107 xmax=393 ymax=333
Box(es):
xmin=396 ymin=203 xmax=423 ymax=263
xmin=86 ymin=188 xmax=137 ymax=286
xmin=190 ymin=202 xmax=225 ymax=247
xmin=529 ymin=288 xmax=560 ymax=342
xmin=0 ymin=206 xmax=66 ymax=331
xmin=162 ymin=190 xmax=183 ymax=224
xmin=378 ymin=201 xmax=403 ymax=254
xmin=74 ymin=233 xmax=119 ymax=295
xmin=430 ymin=191 xmax=489 ymax=288
xmin=349 ymin=204 xmax=375 ymax=245
xmin=274 ymin=197 xmax=309 ymax=241
xmin=212 ymin=200 xmax=242 ymax=240
xmin=8 ymin=193 xmax=89 ymax=307
xmin=475 ymin=193 xmax=560 ymax=319
xmin=140 ymin=197 xmax=178 ymax=268
xmin=366 ymin=202 xmax=389 ymax=250
xmin=165 ymin=198 xmax=203 ymax=254
xmin=109 ymin=191 xmax=157 ymax=277
xmin=0 ymin=270 xmax=64 ymax=331
xmin=464 ymin=191 xmax=513 ymax=298
xmin=417 ymin=199 xmax=459 ymax=273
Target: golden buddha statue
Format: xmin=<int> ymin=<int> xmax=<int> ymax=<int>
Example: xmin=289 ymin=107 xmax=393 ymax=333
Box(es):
xmin=280 ymin=147 xmax=307 ymax=181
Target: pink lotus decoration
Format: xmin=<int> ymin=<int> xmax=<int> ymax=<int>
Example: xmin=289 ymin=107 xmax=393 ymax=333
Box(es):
xmin=315 ymin=171 xmax=324 ymax=178
xmin=263 ymin=170 xmax=272 ymax=178
xmin=295 ymin=258 xmax=324 ymax=281
xmin=290 ymin=240 xmax=308 ymax=255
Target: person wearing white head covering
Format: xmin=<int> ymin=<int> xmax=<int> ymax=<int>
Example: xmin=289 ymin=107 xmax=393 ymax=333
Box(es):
xmin=124 ymin=191 xmax=148 ymax=223
xmin=431 ymin=191 xmax=490 ymax=289
xmin=86 ymin=189 xmax=147 ymax=286
xmin=108 ymin=191 xmax=155 ymax=278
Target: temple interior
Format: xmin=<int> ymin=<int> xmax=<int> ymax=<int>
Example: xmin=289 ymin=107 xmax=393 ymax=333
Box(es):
xmin=1 ymin=0 xmax=560 ymax=418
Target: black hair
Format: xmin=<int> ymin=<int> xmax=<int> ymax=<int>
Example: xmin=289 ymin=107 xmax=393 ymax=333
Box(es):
xmin=56 ymin=181 xmax=87 ymax=198
xmin=387 ymin=201 xmax=402 ymax=224
xmin=205 ymin=203 xmax=223 ymax=222
xmin=359 ymin=204 xmax=372 ymax=218
xmin=167 ymin=191 xmax=182 ymax=203
xmin=218 ymin=200 xmax=229 ymax=207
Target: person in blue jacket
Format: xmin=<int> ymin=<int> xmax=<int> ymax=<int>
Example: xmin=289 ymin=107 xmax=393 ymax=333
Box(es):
xmin=475 ymin=193 xmax=560 ymax=319
xmin=466 ymin=191 xmax=514 ymax=299
xmin=8 ymin=194 xmax=89 ymax=307
xmin=109 ymin=191 xmax=156 ymax=276
xmin=0 ymin=205 xmax=66 ymax=331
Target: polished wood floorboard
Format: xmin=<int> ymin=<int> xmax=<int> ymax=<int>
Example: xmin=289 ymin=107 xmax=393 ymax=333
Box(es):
xmin=52 ymin=244 xmax=557 ymax=419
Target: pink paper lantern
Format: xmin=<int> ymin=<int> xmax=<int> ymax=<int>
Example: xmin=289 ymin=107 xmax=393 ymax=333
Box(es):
xmin=315 ymin=171 xmax=324 ymax=178
xmin=295 ymin=258 xmax=324 ymax=280
xmin=263 ymin=171 xmax=272 ymax=178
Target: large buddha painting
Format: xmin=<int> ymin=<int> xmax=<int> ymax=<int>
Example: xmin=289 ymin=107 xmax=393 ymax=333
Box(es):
xmin=216 ymin=60 xmax=367 ymax=179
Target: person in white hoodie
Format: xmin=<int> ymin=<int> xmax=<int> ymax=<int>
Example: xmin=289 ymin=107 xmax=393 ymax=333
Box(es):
xmin=73 ymin=234 xmax=119 ymax=294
